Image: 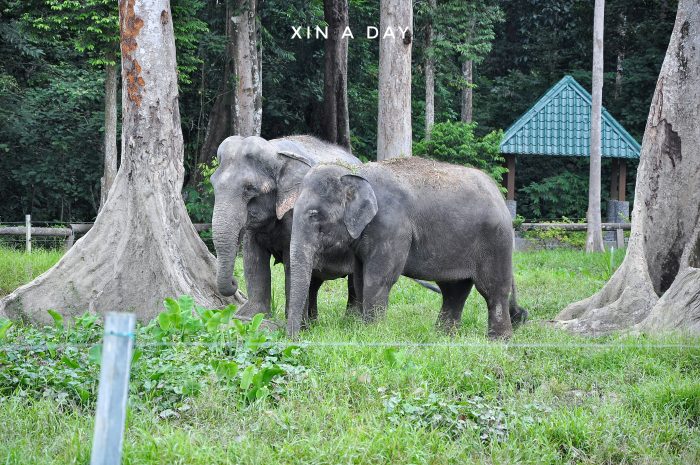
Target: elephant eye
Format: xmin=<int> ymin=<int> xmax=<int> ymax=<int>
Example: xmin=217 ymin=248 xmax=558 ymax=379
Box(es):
xmin=308 ymin=209 xmax=318 ymax=217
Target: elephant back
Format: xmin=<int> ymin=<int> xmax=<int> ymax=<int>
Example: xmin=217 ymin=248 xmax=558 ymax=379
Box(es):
xmin=281 ymin=135 xmax=360 ymax=166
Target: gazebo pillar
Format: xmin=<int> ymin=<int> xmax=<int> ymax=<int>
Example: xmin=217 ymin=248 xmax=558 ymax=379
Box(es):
xmin=607 ymin=158 xmax=630 ymax=232
xmin=503 ymin=154 xmax=517 ymax=218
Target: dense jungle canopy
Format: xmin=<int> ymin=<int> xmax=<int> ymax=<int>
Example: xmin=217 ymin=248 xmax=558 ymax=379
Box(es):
xmin=0 ymin=0 xmax=678 ymax=223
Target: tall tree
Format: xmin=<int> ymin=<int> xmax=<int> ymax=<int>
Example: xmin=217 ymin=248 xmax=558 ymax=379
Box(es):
xmin=322 ymin=0 xmax=351 ymax=150
xmin=557 ymin=0 xmax=700 ymax=334
xmin=0 ymin=0 xmax=230 ymax=324
xmin=424 ymin=0 xmax=436 ymax=136
xmin=27 ymin=0 xmax=120 ymax=210
xmin=231 ymin=0 xmax=262 ymax=137
xmin=377 ymin=0 xmax=413 ymax=160
xmin=586 ymin=0 xmax=605 ymax=252
xmin=195 ymin=0 xmax=261 ymax=186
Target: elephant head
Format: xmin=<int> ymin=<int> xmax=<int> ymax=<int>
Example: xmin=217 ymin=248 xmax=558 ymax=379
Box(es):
xmin=287 ymin=165 xmax=377 ymax=336
xmin=211 ymin=136 xmax=312 ymax=297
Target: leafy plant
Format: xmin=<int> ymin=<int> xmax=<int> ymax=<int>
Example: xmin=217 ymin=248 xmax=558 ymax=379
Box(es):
xmin=381 ymin=389 xmax=509 ymax=442
xmin=414 ymin=122 xmax=507 ymax=187
xmin=0 ymin=297 xmax=306 ymax=416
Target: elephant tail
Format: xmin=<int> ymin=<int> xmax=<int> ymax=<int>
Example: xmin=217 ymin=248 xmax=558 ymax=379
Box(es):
xmin=509 ymin=277 xmax=528 ymax=328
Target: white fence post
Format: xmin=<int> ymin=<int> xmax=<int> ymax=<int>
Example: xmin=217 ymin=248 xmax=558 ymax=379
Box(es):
xmin=25 ymin=214 xmax=31 ymax=253
xmin=90 ymin=312 xmax=136 ymax=465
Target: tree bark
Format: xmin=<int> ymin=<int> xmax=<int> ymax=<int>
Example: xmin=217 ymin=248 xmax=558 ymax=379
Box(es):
xmin=231 ymin=0 xmax=262 ymax=137
xmin=586 ymin=0 xmax=605 ymax=252
xmin=377 ymin=0 xmax=413 ymax=160
xmin=0 ymin=0 xmax=231 ymax=324
xmin=322 ymin=0 xmax=351 ymax=150
xmin=424 ymin=0 xmax=435 ymax=137
xmin=557 ymin=0 xmax=700 ymax=335
xmin=100 ymin=61 xmax=118 ymax=211
xmin=460 ymin=59 xmax=473 ymax=123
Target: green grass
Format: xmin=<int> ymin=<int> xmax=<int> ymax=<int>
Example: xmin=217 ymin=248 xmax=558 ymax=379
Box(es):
xmin=1 ymin=247 xmax=699 ymax=464
xmin=0 ymin=247 xmax=63 ymax=296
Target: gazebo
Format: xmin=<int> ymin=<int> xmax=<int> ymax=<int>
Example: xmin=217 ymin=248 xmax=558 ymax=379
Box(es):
xmin=499 ymin=75 xmax=641 ymax=221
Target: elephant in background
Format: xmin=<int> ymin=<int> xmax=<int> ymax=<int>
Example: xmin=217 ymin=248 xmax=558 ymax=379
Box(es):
xmin=211 ymin=135 xmax=360 ymax=321
xmin=286 ymin=157 xmax=528 ymax=339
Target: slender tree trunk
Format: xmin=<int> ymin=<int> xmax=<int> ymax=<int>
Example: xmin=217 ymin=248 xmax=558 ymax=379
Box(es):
xmin=424 ymin=0 xmax=435 ymax=138
xmin=100 ymin=61 xmax=118 ymax=211
xmin=557 ymin=0 xmax=700 ymax=335
xmin=377 ymin=0 xmax=413 ymax=160
xmin=586 ymin=0 xmax=605 ymax=252
xmin=190 ymin=2 xmax=236 ymax=189
xmin=614 ymin=13 xmax=627 ymax=99
xmin=322 ymin=0 xmax=351 ymax=150
xmin=0 ymin=0 xmax=231 ymax=324
xmin=231 ymin=0 xmax=262 ymax=137
xmin=460 ymin=59 xmax=473 ymax=123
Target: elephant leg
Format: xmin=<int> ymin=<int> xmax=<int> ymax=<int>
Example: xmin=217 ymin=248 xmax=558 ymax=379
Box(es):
xmin=361 ymin=253 xmax=404 ymax=323
xmin=345 ymin=263 xmax=364 ymax=318
xmin=307 ymin=277 xmax=323 ymax=323
xmin=239 ymin=232 xmax=272 ymax=318
xmin=474 ymin=278 xmax=513 ymax=340
xmin=345 ymin=274 xmax=360 ymax=313
xmin=283 ymin=249 xmax=291 ymax=320
xmin=435 ymin=279 xmax=473 ymax=334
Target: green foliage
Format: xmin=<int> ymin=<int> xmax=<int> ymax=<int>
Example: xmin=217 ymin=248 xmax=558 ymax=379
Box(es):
xmin=519 ymin=171 xmax=590 ymax=220
xmin=414 ymin=121 xmax=507 ymax=185
xmin=184 ymin=159 xmax=217 ymax=223
xmin=521 ymin=218 xmax=587 ymax=249
xmin=0 ymin=297 xmax=305 ymax=416
xmin=382 ymin=389 xmax=509 ymax=441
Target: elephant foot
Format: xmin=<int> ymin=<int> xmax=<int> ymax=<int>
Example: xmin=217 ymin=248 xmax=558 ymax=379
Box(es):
xmin=510 ymin=308 xmax=529 ymax=329
xmin=236 ymin=302 xmax=271 ymax=320
xmin=487 ymin=328 xmax=513 ymax=341
xmin=436 ymin=318 xmax=461 ymax=335
xmin=344 ymin=303 xmax=362 ymax=319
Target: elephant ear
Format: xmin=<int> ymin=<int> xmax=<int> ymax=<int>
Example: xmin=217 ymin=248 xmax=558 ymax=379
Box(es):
xmin=275 ymin=151 xmax=313 ymax=220
xmin=216 ymin=136 xmax=245 ymax=165
xmin=341 ymin=174 xmax=378 ymax=239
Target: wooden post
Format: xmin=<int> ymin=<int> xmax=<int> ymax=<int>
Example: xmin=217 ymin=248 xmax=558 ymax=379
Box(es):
xmin=25 ymin=214 xmax=31 ymax=253
xmin=90 ymin=312 xmax=136 ymax=465
xmin=618 ymin=160 xmax=627 ymax=202
xmin=506 ymin=155 xmax=516 ymax=200
xmin=610 ymin=159 xmax=620 ymax=200
xmin=65 ymin=227 xmax=75 ymax=251
xmin=616 ymin=228 xmax=625 ymax=249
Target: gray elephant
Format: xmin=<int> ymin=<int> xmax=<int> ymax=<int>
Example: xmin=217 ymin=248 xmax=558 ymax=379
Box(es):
xmin=286 ymin=157 xmax=528 ymax=339
xmin=211 ymin=135 xmax=360 ymax=321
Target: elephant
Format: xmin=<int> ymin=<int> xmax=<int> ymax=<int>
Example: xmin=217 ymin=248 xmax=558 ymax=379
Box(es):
xmin=211 ymin=135 xmax=360 ymax=322
xmin=286 ymin=156 xmax=528 ymax=339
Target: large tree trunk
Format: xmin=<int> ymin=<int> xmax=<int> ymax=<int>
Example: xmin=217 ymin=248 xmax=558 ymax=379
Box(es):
xmin=586 ymin=0 xmax=605 ymax=252
xmin=231 ymin=0 xmax=262 ymax=137
xmin=0 ymin=0 xmax=231 ymax=325
xmin=377 ymin=0 xmax=413 ymax=160
xmin=191 ymin=0 xmax=261 ymax=188
xmin=556 ymin=0 xmax=700 ymax=335
xmin=100 ymin=61 xmax=118 ymax=211
xmin=424 ymin=0 xmax=435 ymax=137
xmin=322 ymin=0 xmax=351 ymax=150
xmin=460 ymin=59 xmax=473 ymax=123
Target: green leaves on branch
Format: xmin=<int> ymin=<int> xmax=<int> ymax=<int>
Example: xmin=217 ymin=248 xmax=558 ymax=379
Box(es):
xmin=415 ymin=121 xmax=507 ymax=187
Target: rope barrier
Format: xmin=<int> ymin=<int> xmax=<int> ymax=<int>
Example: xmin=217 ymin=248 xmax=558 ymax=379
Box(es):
xmin=3 ymin=339 xmax=698 ymax=352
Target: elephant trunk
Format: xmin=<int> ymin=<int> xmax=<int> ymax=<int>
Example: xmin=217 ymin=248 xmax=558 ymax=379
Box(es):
xmin=287 ymin=236 xmax=315 ymax=338
xmin=212 ymin=200 xmax=245 ymax=297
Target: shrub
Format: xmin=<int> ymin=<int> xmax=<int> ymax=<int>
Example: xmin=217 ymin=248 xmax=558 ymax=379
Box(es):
xmin=0 ymin=296 xmax=305 ymax=417
xmin=414 ymin=121 xmax=507 ymax=187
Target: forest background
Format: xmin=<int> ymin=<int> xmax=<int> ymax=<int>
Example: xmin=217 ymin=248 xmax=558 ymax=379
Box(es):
xmin=0 ymin=0 xmax=678 ymax=223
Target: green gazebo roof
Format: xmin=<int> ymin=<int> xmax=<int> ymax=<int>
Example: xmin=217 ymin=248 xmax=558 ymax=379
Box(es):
xmin=500 ymin=76 xmax=641 ymax=159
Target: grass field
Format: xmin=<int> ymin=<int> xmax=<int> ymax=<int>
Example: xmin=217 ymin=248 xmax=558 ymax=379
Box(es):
xmin=1 ymin=246 xmax=699 ymax=464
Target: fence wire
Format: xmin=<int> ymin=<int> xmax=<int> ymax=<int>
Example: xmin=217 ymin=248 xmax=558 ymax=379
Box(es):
xmin=3 ymin=339 xmax=699 ymax=352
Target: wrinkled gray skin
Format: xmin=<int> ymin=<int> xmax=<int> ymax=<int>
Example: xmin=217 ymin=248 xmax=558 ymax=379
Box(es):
xmin=211 ymin=135 xmax=360 ymax=321
xmin=287 ymin=157 xmax=528 ymax=339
